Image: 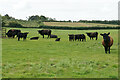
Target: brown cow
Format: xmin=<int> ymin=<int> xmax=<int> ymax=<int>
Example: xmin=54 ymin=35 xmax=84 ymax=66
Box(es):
xmin=100 ymin=32 xmax=113 ymax=54
xmin=38 ymin=30 xmax=51 ymax=38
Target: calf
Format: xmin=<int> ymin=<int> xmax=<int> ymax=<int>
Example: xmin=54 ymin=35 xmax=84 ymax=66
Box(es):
xmin=100 ymin=32 xmax=113 ymax=54
xmin=17 ymin=32 xmax=29 ymax=41
xmin=86 ymin=32 xmax=98 ymax=40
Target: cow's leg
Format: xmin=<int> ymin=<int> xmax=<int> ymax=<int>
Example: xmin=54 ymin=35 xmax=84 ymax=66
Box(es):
xmin=48 ymin=35 xmax=50 ymax=38
xmin=18 ymin=37 xmax=20 ymax=41
xmin=96 ymin=36 xmax=98 ymax=40
xmin=105 ymin=47 xmax=107 ymax=54
xmin=108 ymin=47 xmax=110 ymax=54
xmin=13 ymin=35 xmax=15 ymax=38
xmin=90 ymin=37 xmax=91 ymax=40
xmin=82 ymin=39 xmax=83 ymax=42
xmin=92 ymin=37 xmax=94 ymax=40
xmin=43 ymin=35 xmax=44 ymax=38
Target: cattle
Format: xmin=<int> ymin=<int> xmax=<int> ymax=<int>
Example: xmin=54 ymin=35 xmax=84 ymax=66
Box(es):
xmin=50 ymin=34 xmax=58 ymax=38
xmin=17 ymin=32 xmax=29 ymax=41
xmin=100 ymin=32 xmax=113 ymax=54
xmin=68 ymin=34 xmax=74 ymax=41
xmin=74 ymin=34 xmax=86 ymax=41
xmin=79 ymin=34 xmax=86 ymax=41
xmin=75 ymin=34 xmax=80 ymax=41
xmin=6 ymin=29 xmax=21 ymax=38
xmin=86 ymin=32 xmax=98 ymax=40
xmin=55 ymin=38 xmax=60 ymax=41
xmin=38 ymin=30 xmax=51 ymax=38
xmin=30 ymin=37 xmax=39 ymax=40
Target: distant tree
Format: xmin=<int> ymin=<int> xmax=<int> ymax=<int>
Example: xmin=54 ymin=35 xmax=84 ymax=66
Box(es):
xmin=28 ymin=15 xmax=40 ymax=21
xmin=39 ymin=15 xmax=48 ymax=22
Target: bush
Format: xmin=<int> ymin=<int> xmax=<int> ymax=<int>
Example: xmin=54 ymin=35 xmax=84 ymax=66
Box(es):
xmin=8 ymin=22 xmax=23 ymax=28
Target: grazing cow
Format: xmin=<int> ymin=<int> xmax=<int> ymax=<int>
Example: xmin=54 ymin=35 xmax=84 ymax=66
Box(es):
xmin=55 ymin=38 xmax=60 ymax=41
xmin=75 ymin=34 xmax=80 ymax=41
xmin=38 ymin=30 xmax=51 ymax=38
xmin=75 ymin=34 xmax=86 ymax=41
xmin=79 ymin=34 xmax=86 ymax=41
xmin=86 ymin=32 xmax=98 ymax=40
xmin=100 ymin=32 xmax=113 ymax=54
xmin=68 ymin=34 xmax=74 ymax=41
xmin=6 ymin=29 xmax=21 ymax=38
xmin=17 ymin=32 xmax=29 ymax=41
xmin=50 ymin=34 xmax=58 ymax=38
xmin=30 ymin=37 xmax=39 ymax=40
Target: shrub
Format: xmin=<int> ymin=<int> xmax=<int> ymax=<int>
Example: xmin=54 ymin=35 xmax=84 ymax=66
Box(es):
xmin=8 ymin=21 xmax=23 ymax=28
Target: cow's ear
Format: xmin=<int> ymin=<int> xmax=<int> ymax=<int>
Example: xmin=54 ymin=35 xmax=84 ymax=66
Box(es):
xmin=107 ymin=32 xmax=110 ymax=35
xmin=100 ymin=34 xmax=103 ymax=36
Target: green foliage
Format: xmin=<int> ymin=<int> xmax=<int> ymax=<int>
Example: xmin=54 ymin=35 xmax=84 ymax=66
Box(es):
xmin=8 ymin=21 xmax=23 ymax=28
xmin=28 ymin=15 xmax=56 ymax=22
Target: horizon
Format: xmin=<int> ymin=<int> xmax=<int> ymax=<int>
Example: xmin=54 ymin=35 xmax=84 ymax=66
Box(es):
xmin=0 ymin=0 xmax=119 ymax=21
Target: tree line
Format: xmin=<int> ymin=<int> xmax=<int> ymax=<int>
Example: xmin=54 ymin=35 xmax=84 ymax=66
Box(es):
xmin=1 ymin=14 xmax=119 ymax=28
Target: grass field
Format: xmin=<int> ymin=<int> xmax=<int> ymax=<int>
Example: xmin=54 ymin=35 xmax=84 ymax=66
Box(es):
xmin=2 ymin=28 xmax=118 ymax=78
xmin=44 ymin=22 xmax=118 ymax=27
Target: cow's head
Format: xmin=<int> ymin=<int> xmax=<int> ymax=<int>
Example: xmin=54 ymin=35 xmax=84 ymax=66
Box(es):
xmin=38 ymin=30 xmax=42 ymax=34
xmin=100 ymin=32 xmax=110 ymax=42
xmin=86 ymin=33 xmax=91 ymax=36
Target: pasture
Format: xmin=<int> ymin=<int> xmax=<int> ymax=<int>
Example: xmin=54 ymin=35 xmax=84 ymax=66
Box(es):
xmin=2 ymin=28 xmax=118 ymax=78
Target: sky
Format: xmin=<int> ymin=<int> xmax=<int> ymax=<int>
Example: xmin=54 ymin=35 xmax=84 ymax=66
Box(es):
xmin=0 ymin=0 xmax=119 ymax=21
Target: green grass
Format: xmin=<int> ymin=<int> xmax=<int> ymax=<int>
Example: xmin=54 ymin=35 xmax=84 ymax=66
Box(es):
xmin=2 ymin=28 xmax=118 ymax=78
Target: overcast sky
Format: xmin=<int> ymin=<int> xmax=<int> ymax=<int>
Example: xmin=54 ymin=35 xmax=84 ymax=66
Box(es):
xmin=0 ymin=0 xmax=119 ymax=21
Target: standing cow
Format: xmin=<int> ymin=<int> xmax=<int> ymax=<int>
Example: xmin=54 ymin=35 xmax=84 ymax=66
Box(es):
xmin=100 ymin=32 xmax=113 ymax=54
xmin=17 ymin=32 xmax=29 ymax=41
xmin=86 ymin=32 xmax=98 ymax=40
xmin=6 ymin=29 xmax=21 ymax=38
xmin=79 ymin=34 xmax=86 ymax=41
xmin=38 ymin=30 xmax=51 ymax=38
xmin=68 ymin=34 xmax=74 ymax=41
xmin=75 ymin=34 xmax=86 ymax=41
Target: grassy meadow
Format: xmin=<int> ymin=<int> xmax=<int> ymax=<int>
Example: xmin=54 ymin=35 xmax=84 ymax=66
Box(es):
xmin=2 ymin=28 xmax=118 ymax=78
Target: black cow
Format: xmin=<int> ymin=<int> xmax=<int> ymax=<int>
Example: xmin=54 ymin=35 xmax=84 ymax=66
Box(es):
xmin=75 ymin=34 xmax=86 ymax=41
xmin=30 ymin=37 xmax=39 ymax=40
xmin=17 ymin=32 xmax=29 ymax=41
xmin=6 ymin=29 xmax=21 ymax=38
xmin=68 ymin=34 xmax=74 ymax=41
xmin=38 ymin=30 xmax=51 ymax=38
xmin=79 ymin=34 xmax=86 ymax=41
xmin=50 ymin=34 xmax=57 ymax=38
xmin=75 ymin=34 xmax=80 ymax=41
xmin=86 ymin=32 xmax=98 ymax=40
xmin=55 ymin=38 xmax=60 ymax=41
